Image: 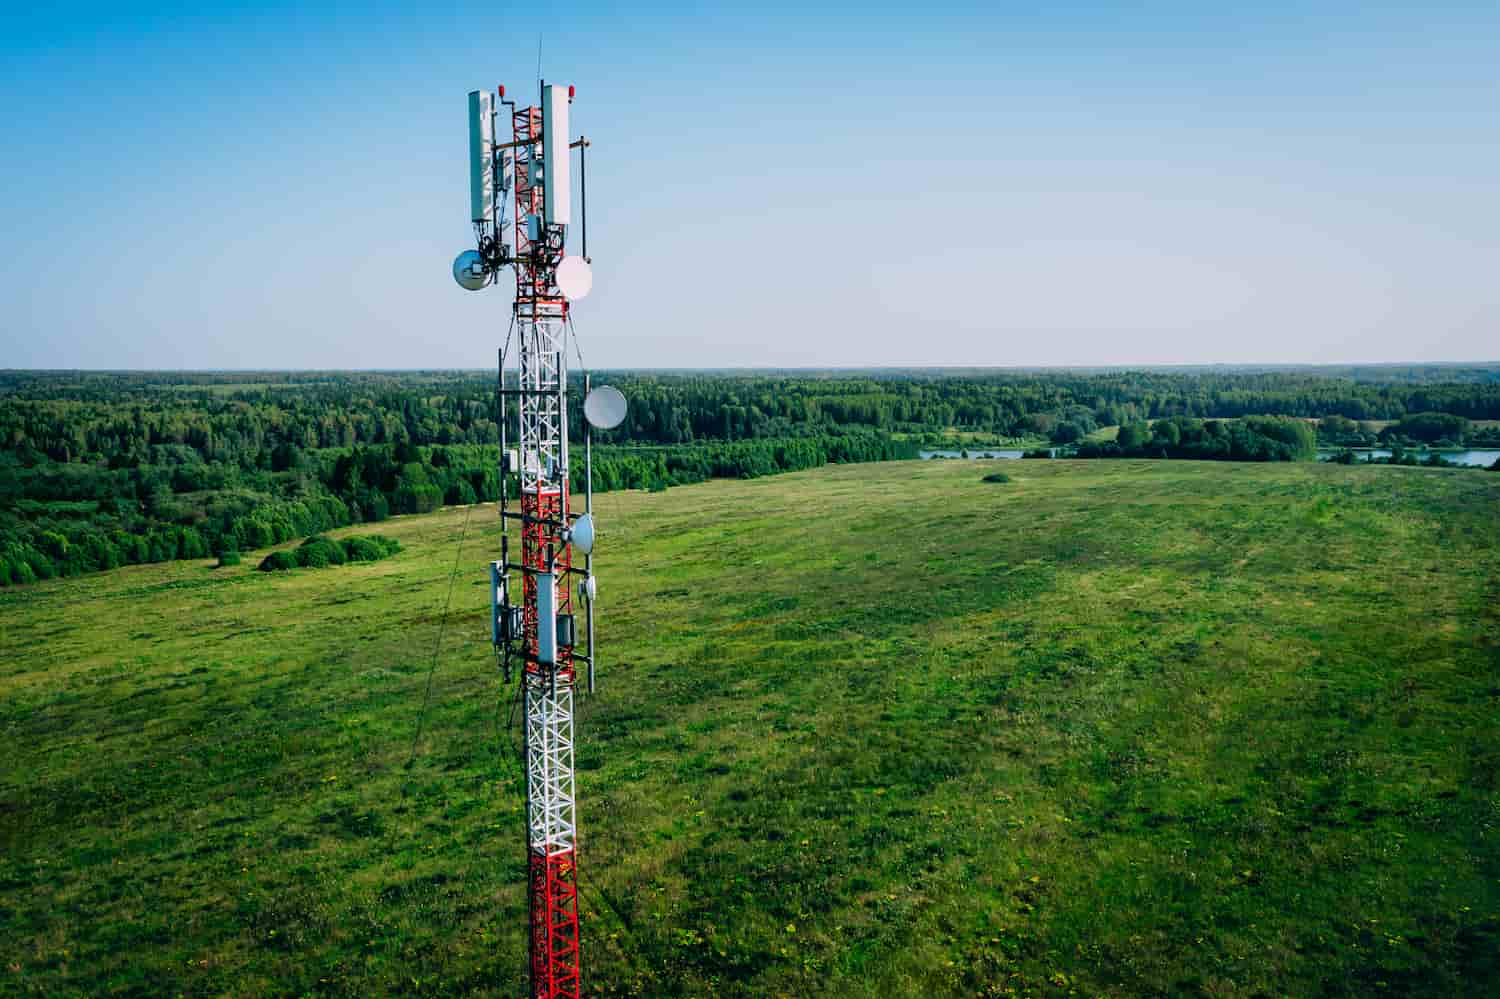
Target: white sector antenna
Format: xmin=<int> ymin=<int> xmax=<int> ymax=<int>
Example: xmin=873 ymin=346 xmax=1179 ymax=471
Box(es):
xmin=556 ymin=256 xmax=593 ymax=300
xmin=583 ymin=385 xmax=628 ymax=430
xmin=453 ymin=250 xmax=489 ymax=291
xmin=468 ymin=90 xmax=494 ymax=223
xmin=542 ymin=84 xmax=571 ymax=225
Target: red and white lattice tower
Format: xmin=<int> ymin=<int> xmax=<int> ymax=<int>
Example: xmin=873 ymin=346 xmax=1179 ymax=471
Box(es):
xmin=455 ymin=80 xmax=609 ymax=999
xmin=511 ymin=88 xmax=580 ymax=999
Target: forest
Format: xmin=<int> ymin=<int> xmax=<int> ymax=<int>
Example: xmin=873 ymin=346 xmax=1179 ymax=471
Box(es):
xmin=2 ymin=365 xmax=1497 ymax=585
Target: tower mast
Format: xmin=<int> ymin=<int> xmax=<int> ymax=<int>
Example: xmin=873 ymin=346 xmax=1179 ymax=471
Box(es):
xmin=510 ymin=86 xmax=580 ymax=999
xmin=455 ymin=79 xmax=614 ymax=999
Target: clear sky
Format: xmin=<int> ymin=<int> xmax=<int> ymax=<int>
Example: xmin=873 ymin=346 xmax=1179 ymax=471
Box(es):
xmin=2 ymin=2 xmax=1496 ymax=369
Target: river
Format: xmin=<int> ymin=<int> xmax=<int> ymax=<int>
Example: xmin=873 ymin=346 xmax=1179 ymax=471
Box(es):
xmin=1316 ymin=448 xmax=1500 ymax=467
xmin=920 ymin=448 xmax=1500 ymax=467
xmin=921 ymin=449 xmax=1046 ymax=460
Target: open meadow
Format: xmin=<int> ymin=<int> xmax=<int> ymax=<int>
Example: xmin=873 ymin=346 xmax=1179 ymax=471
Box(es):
xmin=2 ymin=459 xmax=1497 ymax=996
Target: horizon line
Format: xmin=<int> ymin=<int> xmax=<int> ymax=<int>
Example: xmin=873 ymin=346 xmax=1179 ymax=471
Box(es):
xmin=5 ymin=360 xmax=1500 ymax=376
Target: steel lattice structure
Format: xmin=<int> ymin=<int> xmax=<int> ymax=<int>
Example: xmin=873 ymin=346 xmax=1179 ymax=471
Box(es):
xmin=456 ymin=78 xmax=599 ymax=999
xmin=510 ymin=99 xmax=582 ymax=999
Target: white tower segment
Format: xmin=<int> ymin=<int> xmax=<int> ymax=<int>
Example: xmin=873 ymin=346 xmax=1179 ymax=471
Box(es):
xmin=517 ymin=307 xmax=568 ymax=494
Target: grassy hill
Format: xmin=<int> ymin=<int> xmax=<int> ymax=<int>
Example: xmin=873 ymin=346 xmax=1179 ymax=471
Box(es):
xmin=2 ymin=460 xmax=1497 ymax=997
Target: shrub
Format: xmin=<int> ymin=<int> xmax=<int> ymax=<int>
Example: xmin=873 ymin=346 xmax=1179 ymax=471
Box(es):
xmin=343 ymin=535 xmax=401 ymax=561
xmin=218 ymin=549 xmax=242 ymax=567
xmin=982 ymin=471 xmax=1011 ymax=483
xmin=254 ymin=534 xmax=403 ymax=571
xmin=343 ymin=536 xmax=383 ymax=562
xmin=257 ymin=550 xmax=299 ymax=572
xmin=295 ymin=536 xmax=347 ymax=568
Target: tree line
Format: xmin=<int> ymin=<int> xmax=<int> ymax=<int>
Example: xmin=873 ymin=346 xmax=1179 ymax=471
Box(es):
xmin=6 ymin=367 xmax=1500 ymax=466
xmin=0 ymin=430 xmax=913 ymax=586
xmin=4 ymin=365 xmax=1497 ymax=586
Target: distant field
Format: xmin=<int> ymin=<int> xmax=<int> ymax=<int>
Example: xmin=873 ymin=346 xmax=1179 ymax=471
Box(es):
xmin=2 ymin=461 xmax=1497 ymax=996
xmin=1084 ymin=425 xmax=1121 ymax=442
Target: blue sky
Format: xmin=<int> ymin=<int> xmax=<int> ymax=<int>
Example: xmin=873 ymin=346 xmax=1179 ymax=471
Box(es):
xmin=2 ymin=2 xmax=1496 ymax=368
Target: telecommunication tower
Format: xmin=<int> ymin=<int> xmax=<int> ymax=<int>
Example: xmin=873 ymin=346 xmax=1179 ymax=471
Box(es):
xmin=452 ymin=80 xmax=625 ymax=999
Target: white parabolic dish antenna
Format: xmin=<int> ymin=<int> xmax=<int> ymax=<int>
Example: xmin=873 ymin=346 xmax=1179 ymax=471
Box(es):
xmin=583 ymin=385 xmax=628 ymax=430
xmin=569 ymin=513 xmax=595 ymax=555
xmin=556 ymin=256 xmax=593 ymax=300
xmin=453 ymin=250 xmax=489 ymax=291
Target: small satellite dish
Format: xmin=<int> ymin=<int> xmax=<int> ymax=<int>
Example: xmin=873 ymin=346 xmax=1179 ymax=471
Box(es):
xmin=568 ymin=514 xmax=596 ymax=555
xmin=583 ymin=385 xmax=627 ymax=430
xmin=556 ymin=256 xmax=593 ymax=300
xmin=453 ymin=250 xmax=489 ymax=291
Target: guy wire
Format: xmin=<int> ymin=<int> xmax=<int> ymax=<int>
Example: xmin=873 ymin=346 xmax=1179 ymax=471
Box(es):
xmin=402 ymin=500 xmax=475 ymax=781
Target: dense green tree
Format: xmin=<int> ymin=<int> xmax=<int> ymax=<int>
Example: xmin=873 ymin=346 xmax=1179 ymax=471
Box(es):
xmin=3 ymin=366 xmax=1495 ymax=585
xmin=1116 ymin=422 xmax=1150 ymax=448
xmin=1382 ymin=411 xmax=1470 ymax=444
xmin=1243 ymin=416 xmax=1317 ymax=461
xmin=1152 ymin=420 xmax=1183 ymax=446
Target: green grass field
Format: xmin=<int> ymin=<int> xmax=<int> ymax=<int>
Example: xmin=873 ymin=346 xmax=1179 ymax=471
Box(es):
xmin=3 ymin=460 xmax=1497 ymax=997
